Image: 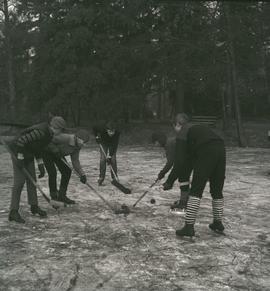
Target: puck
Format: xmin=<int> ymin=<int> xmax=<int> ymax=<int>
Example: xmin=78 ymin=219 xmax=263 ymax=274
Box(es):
xmin=150 ymin=198 xmax=156 ymax=204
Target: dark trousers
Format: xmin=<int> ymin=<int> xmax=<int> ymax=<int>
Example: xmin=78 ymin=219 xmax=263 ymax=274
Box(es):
xmin=190 ymin=141 xmax=226 ymax=199
xmin=10 ymin=157 xmax=38 ymax=210
xmin=43 ymin=154 xmax=71 ymax=195
xmin=99 ymin=144 xmax=117 ymax=179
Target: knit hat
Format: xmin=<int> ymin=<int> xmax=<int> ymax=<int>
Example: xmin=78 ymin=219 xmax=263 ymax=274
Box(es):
xmin=151 ymin=132 xmax=167 ymax=147
xmin=75 ymin=129 xmax=90 ymax=143
xmin=50 ymin=116 xmax=66 ymax=130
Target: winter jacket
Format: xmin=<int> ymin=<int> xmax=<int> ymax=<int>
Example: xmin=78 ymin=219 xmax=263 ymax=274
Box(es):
xmin=166 ymin=123 xmax=224 ymax=185
xmin=46 ymin=133 xmax=85 ymax=176
xmin=8 ymin=122 xmax=53 ymax=162
xmin=93 ymin=125 xmax=120 ymax=156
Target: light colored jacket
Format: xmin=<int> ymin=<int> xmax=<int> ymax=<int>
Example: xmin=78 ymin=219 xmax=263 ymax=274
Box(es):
xmin=47 ymin=133 xmax=85 ymax=176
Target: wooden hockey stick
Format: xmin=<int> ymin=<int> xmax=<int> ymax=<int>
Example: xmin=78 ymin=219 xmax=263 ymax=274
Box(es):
xmin=60 ymin=158 xmax=130 ymax=214
xmin=99 ymin=144 xmax=131 ymax=194
xmin=2 ymin=138 xmax=64 ymax=209
xmin=133 ymin=178 xmax=159 ymax=207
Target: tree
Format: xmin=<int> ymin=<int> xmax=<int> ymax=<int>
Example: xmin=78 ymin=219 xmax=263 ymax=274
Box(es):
xmin=1 ymin=0 xmax=268 ymax=131
xmin=0 ymin=0 xmax=16 ymax=120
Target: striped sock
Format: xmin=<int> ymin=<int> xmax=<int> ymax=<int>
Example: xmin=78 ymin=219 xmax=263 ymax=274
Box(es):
xmin=185 ymin=196 xmax=201 ymax=225
xmin=212 ymin=198 xmax=224 ymax=221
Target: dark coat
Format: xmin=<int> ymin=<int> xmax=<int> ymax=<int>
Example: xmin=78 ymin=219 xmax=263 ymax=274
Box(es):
xmin=8 ymin=122 xmax=53 ymax=161
xmin=93 ymin=124 xmax=120 ymax=156
xmin=166 ymin=124 xmax=224 ymax=185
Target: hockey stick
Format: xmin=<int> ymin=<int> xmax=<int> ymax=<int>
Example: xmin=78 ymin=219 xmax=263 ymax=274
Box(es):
xmin=60 ymin=158 xmax=130 ymax=215
xmin=133 ymin=178 xmax=159 ymax=208
xmin=99 ymin=144 xmax=131 ymax=194
xmin=1 ymin=138 xmax=64 ymax=209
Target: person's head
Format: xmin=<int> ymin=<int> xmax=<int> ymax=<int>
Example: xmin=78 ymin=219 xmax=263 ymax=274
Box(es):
xmin=172 ymin=113 xmax=190 ymax=133
xmin=106 ymin=121 xmax=116 ymax=137
xmin=50 ymin=116 xmax=66 ymax=135
xmin=151 ymin=132 xmax=167 ymax=147
xmin=75 ymin=129 xmax=90 ymax=147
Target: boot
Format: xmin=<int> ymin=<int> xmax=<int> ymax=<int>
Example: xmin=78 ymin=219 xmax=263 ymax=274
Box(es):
xmin=176 ymin=224 xmax=195 ymax=237
xmin=209 ymin=220 xmax=225 ymax=233
xmin=98 ymin=177 xmax=104 ymax=186
xmin=170 ymin=200 xmax=186 ymax=215
xmin=175 ymin=196 xmax=200 ymax=237
xmin=62 ymin=196 xmax=75 ymax=204
xmin=170 ymin=199 xmax=186 ymax=210
xmin=58 ymin=191 xmax=75 ymax=205
xmin=8 ymin=209 xmax=25 ymax=223
xmin=30 ymin=205 xmax=47 ymax=218
xmin=50 ymin=191 xmax=58 ymax=201
xmin=209 ymin=198 xmax=224 ymax=233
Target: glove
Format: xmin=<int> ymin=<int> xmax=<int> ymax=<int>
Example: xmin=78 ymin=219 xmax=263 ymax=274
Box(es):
xmin=95 ymin=135 xmax=101 ymax=144
xmin=158 ymin=171 xmax=165 ymax=180
xmin=106 ymin=156 xmax=112 ymax=165
xmin=38 ymin=163 xmax=46 ymax=178
xmin=80 ymin=175 xmax=87 ymax=184
xmin=163 ymin=182 xmax=172 ymax=191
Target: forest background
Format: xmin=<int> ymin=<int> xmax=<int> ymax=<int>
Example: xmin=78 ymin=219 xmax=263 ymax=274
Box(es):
xmin=1 ymin=0 xmax=270 ymax=147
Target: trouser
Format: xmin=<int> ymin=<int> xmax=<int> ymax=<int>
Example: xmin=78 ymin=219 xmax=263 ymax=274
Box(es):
xmin=43 ymin=154 xmax=71 ymax=195
xmin=177 ymin=166 xmax=192 ymax=206
xmin=189 ymin=141 xmax=226 ymax=199
xmin=99 ymin=144 xmax=117 ymax=179
xmin=10 ymin=157 xmax=38 ymax=210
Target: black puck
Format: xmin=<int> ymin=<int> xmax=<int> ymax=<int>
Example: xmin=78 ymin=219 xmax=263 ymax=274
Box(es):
xmin=150 ymin=198 xmax=156 ymax=204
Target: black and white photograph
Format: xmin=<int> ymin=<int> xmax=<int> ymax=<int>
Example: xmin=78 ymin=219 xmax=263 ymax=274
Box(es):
xmin=0 ymin=1 xmax=270 ymax=290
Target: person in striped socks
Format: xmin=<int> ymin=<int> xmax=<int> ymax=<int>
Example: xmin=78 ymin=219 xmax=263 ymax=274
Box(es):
xmin=163 ymin=113 xmax=226 ymax=237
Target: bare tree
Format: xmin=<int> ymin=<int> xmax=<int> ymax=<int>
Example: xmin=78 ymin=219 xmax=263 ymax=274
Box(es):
xmin=224 ymin=2 xmax=247 ymax=147
xmin=1 ymin=0 xmax=16 ymax=120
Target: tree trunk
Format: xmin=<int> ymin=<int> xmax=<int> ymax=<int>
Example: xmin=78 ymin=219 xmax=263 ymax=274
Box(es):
xmin=258 ymin=11 xmax=270 ymax=106
xmin=175 ymin=80 xmax=185 ymax=113
xmin=225 ymin=52 xmax=233 ymax=122
xmin=175 ymin=49 xmax=185 ymax=114
xmin=225 ymin=2 xmax=247 ymax=147
xmin=221 ymin=84 xmax=228 ymax=130
xmin=157 ymin=77 xmax=166 ymax=120
xmin=157 ymin=86 xmax=162 ymax=120
xmin=3 ymin=0 xmax=16 ymax=120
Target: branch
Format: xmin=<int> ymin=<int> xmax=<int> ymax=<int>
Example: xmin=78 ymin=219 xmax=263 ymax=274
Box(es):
xmin=212 ymin=1 xmax=220 ymax=19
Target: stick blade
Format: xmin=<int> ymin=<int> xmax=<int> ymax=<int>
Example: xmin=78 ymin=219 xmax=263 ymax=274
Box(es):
xmin=111 ymin=180 xmax=131 ymax=194
xmin=50 ymin=199 xmax=65 ymax=209
xmin=114 ymin=204 xmax=131 ymax=215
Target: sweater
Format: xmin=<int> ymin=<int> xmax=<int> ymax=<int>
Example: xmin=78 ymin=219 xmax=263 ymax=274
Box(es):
xmin=8 ymin=122 xmax=53 ymax=161
xmin=46 ymin=133 xmax=85 ymax=177
xmin=93 ymin=125 xmax=120 ymax=156
xmin=166 ymin=123 xmax=224 ymax=185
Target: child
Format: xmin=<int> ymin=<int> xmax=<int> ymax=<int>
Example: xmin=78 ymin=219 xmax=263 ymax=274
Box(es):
xmin=93 ymin=121 xmax=120 ymax=185
xmin=6 ymin=116 xmax=66 ymax=223
xmin=152 ymin=131 xmax=190 ymax=214
xmin=164 ymin=113 xmax=226 ymax=237
xmin=43 ymin=129 xmax=89 ymax=204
